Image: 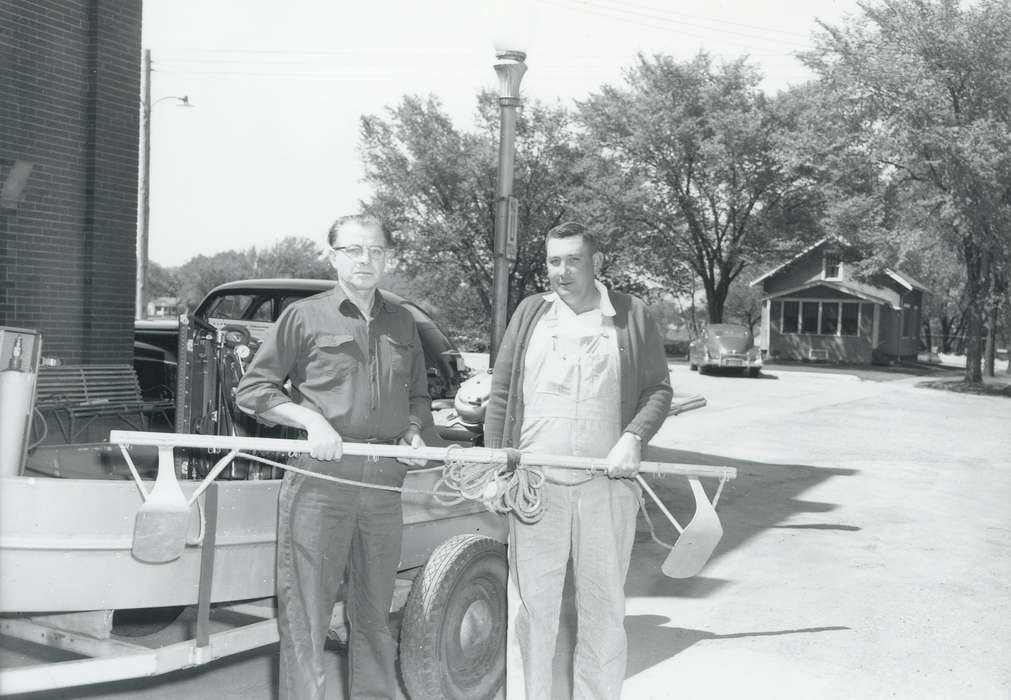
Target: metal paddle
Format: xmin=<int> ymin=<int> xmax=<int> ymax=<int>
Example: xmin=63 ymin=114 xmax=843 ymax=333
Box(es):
xmin=128 ymin=445 xmax=238 ymax=564
xmin=636 ymin=474 xmax=724 ymax=579
xmin=113 ymin=431 xmax=735 ymax=565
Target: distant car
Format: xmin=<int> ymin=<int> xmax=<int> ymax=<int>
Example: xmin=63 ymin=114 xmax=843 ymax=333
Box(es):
xmin=134 ymin=279 xmax=470 ymax=405
xmin=688 ymin=323 xmax=763 ymax=377
xmin=133 ymin=318 xmax=179 ymax=401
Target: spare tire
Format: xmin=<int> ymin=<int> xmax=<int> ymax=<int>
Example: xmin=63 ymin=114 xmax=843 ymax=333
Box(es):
xmin=399 ymin=534 xmax=506 ymax=700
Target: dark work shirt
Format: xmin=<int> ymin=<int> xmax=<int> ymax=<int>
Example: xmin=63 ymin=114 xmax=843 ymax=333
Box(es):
xmin=235 ymin=286 xmax=431 ymax=442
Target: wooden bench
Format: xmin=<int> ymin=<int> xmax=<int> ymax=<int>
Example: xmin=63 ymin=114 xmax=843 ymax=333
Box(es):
xmin=33 ymin=364 xmax=174 ymax=443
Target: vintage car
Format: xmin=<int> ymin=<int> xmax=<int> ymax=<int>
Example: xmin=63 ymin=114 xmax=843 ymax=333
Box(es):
xmin=134 ymin=279 xmax=471 ymax=419
xmin=688 ymin=323 xmax=763 ymax=377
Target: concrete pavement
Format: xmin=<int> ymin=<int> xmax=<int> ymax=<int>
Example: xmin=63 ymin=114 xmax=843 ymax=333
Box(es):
xmin=4 ymin=364 xmax=1007 ymax=699
xmin=545 ymin=364 xmax=1011 ymax=699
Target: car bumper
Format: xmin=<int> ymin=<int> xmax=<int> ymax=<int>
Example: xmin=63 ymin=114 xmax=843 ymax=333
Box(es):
xmin=701 ymin=356 xmax=762 ymax=369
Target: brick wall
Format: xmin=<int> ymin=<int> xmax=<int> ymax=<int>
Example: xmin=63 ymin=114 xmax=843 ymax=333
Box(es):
xmin=0 ymin=0 xmax=142 ymax=365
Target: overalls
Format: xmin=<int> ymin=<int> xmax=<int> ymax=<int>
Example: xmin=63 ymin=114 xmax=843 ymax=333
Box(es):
xmin=507 ymin=302 xmax=640 ymax=700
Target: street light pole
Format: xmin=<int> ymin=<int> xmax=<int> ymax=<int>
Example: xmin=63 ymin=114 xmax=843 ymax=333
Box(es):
xmin=137 ymin=49 xmax=152 ymax=320
xmin=489 ymin=50 xmax=526 ymax=364
xmin=136 ymin=48 xmax=191 ymax=320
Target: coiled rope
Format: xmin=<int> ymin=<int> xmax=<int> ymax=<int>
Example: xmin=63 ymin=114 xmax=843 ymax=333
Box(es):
xmin=233 ymin=446 xmax=549 ymax=524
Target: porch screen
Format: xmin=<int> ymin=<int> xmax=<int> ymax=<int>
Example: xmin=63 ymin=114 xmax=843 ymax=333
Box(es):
xmin=801 ymin=301 xmax=819 ymax=334
xmin=821 ymin=303 xmax=839 ymax=335
xmin=841 ymin=303 xmax=859 ymax=336
xmin=782 ymin=301 xmax=799 ymax=333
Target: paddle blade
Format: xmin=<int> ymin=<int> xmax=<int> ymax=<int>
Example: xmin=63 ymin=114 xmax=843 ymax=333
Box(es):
xmin=132 ymin=445 xmax=191 ymax=564
xmin=660 ymin=478 xmax=724 ymax=579
xmin=133 ymin=505 xmax=191 ymax=563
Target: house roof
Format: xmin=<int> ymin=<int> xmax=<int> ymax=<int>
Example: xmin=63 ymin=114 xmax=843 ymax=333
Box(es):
xmin=750 ymin=236 xmax=930 ymax=300
xmin=748 ymin=235 xmax=851 ymax=287
xmin=761 ymin=280 xmax=896 ymax=307
xmin=885 ymin=269 xmax=931 ymax=293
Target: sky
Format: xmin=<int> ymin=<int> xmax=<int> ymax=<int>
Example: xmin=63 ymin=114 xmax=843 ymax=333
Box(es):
xmin=141 ymin=0 xmax=864 ymax=267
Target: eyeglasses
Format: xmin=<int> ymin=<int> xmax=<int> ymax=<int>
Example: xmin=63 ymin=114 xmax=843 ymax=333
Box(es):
xmin=331 ymin=245 xmax=388 ymax=260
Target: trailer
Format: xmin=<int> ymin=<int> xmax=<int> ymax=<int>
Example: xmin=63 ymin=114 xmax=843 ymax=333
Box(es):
xmin=0 ymin=436 xmax=508 ymax=699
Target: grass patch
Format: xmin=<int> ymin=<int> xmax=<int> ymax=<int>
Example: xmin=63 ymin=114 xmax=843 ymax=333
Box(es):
xmin=916 ymin=379 xmax=1011 ymax=398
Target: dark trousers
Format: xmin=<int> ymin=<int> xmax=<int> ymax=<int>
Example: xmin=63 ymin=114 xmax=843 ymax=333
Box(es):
xmin=276 ymin=454 xmax=406 ymax=700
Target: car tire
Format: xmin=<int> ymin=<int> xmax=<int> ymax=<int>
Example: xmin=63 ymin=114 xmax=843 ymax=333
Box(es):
xmin=698 ymin=364 xmax=708 ymax=375
xmin=399 ymin=534 xmax=506 ymax=700
xmin=689 ymin=361 xmax=698 ymax=371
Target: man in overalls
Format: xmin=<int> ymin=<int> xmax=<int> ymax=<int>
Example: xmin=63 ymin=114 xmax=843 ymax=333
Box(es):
xmin=484 ymin=221 xmax=673 ymax=699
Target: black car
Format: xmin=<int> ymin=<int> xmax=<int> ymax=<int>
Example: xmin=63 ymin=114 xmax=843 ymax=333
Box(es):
xmin=135 ymin=279 xmax=469 ymax=405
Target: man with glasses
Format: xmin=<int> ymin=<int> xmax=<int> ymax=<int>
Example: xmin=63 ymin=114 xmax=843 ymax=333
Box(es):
xmin=237 ymin=214 xmax=430 ymax=700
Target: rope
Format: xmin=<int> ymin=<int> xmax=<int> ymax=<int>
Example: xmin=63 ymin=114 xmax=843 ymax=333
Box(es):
xmin=231 ymin=449 xmax=549 ymax=523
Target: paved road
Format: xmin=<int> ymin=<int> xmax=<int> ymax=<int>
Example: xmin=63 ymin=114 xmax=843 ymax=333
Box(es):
xmin=544 ymin=364 xmax=1011 ymax=699
xmin=6 ymin=364 xmax=1008 ymax=699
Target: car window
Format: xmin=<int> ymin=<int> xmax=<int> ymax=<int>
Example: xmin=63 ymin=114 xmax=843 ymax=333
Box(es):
xmin=247 ymin=297 xmax=273 ymax=321
xmin=277 ymin=294 xmax=309 ymax=319
xmin=205 ymin=294 xmax=256 ymax=321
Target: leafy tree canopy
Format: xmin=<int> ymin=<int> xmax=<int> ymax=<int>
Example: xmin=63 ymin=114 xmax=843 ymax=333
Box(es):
xmin=579 ymin=52 xmax=824 ymax=323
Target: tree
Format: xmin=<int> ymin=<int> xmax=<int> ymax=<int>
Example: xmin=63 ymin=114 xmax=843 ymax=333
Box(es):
xmin=723 ymin=276 xmax=764 ymax=336
xmin=359 ymin=93 xmax=593 ymax=345
xmin=803 ymin=0 xmax=1011 ymax=382
xmin=578 ymin=53 xmax=823 ymax=323
xmin=146 ymin=261 xmax=179 ymax=300
xmin=173 ymin=236 xmax=331 ymax=309
xmin=254 ymin=236 xmax=332 ymax=280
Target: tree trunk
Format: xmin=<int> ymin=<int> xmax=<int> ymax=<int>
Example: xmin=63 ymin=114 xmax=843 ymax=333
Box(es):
xmin=964 ymin=303 xmax=983 ymax=383
xmin=939 ymin=314 xmax=953 ymax=353
xmin=984 ymin=311 xmax=996 ymax=377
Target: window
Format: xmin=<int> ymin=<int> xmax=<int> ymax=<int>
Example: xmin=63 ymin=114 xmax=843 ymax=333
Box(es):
xmin=841 ymin=303 xmax=859 ymax=336
xmin=801 ymin=302 xmax=819 ymax=334
xmin=824 ymin=254 xmax=841 ymax=280
xmin=782 ymin=301 xmax=799 ymax=333
xmin=770 ymin=301 xmax=782 ymax=332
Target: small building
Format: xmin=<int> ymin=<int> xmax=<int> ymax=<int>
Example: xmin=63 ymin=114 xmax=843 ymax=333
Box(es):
xmin=146 ymin=297 xmax=181 ymax=318
xmin=750 ymin=237 xmax=928 ymax=364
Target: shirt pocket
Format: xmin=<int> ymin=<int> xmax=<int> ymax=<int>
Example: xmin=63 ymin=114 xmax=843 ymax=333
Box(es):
xmin=381 ymin=335 xmax=413 ymax=378
xmin=310 ymin=333 xmax=358 ymax=384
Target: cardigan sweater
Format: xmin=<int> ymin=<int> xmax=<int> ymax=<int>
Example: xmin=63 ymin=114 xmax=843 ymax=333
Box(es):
xmin=483 ymin=289 xmax=673 ymax=450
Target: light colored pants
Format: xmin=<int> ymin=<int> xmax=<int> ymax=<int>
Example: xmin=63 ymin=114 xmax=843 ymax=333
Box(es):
xmin=276 ymin=454 xmax=406 ymax=700
xmin=508 ymin=477 xmax=639 ymax=700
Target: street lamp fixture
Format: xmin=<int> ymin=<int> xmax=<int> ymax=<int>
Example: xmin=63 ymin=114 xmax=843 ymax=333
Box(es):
xmin=489 ymin=38 xmax=528 ymax=363
xmin=136 ymin=49 xmax=193 ymax=319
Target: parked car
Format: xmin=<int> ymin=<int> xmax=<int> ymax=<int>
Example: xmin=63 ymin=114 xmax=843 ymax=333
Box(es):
xmin=688 ymin=323 xmax=763 ymax=377
xmin=134 ymin=279 xmax=470 ymax=408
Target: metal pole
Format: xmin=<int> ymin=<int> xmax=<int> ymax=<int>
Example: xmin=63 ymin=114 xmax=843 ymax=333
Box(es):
xmin=490 ymin=102 xmax=517 ymax=363
xmin=489 ymin=52 xmax=526 ymax=364
xmin=136 ymin=49 xmax=151 ymax=320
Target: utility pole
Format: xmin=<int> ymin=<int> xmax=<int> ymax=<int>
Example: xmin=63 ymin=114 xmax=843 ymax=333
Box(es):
xmin=136 ymin=49 xmax=152 ymax=320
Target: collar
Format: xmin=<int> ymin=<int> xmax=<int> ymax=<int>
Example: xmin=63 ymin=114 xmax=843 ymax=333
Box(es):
xmin=542 ymin=279 xmax=616 ymax=317
xmin=332 ymin=282 xmax=389 ymax=315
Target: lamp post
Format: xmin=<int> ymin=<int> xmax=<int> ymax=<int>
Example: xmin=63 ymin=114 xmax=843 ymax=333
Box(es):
xmin=489 ymin=45 xmax=527 ymax=363
xmin=136 ymin=48 xmax=192 ymax=319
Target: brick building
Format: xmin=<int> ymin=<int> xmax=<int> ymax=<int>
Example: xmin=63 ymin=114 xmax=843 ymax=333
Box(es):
xmin=0 ymin=1 xmax=142 ymax=365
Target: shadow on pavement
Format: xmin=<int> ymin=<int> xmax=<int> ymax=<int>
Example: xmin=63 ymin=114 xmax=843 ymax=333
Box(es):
xmin=624 ymin=616 xmax=851 ymax=679
xmin=638 ymin=446 xmax=860 ymax=579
